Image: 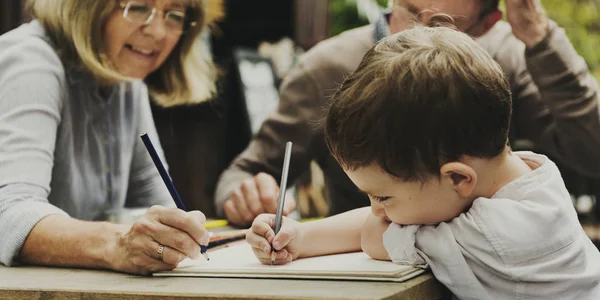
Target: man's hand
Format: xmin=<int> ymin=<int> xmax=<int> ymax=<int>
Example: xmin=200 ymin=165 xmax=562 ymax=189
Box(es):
xmin=224 ymin=173 xmax=297 ymax=226
xmin=505 ymin=0 xmax=550 ymax=48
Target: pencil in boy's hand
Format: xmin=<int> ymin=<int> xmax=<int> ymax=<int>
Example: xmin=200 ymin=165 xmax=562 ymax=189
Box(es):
xmin=271 ymin=141 xmax=292 ymax=265
xmin=140 ymin=133 xmax=210 ymax=261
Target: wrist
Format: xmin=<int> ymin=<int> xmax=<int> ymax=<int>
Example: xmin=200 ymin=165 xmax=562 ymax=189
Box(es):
xmin=524 ymin=20 xmax=551 ymax=49
xmin=297 ymin=221 xmax=318 ymax=258
xmin=102 ymin=223 xmax=129 ymax=271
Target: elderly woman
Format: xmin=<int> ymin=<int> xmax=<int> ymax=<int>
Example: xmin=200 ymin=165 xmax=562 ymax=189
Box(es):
xmin=0 ymin=0 xmax=222 ymax=275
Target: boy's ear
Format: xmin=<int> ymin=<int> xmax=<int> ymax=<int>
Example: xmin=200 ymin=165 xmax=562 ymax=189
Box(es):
xmin=482 ymin=10 xmax=502 ymax=32
xmin=440 ymin=162 xmax=477 ymax=198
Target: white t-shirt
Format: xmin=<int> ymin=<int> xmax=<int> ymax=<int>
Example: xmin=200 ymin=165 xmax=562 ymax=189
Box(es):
xmin=383 ymin=152 xmax=600 ymax=300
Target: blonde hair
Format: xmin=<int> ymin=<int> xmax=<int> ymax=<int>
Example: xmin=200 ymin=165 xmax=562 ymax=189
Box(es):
xmin=29 ymin=0 xmax=224 ymax=107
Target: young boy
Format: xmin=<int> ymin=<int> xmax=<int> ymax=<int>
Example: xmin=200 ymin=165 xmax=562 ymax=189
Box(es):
xmin=245 ymin=25 xmax=600 ymax=299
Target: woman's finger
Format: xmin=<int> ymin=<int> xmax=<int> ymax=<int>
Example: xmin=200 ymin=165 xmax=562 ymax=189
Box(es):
xmin=127 ymin=243 xmax=181 ymax=275
xmin=145 ymin=240 xmax=187 ymax=266
xmin=150 ymin=206 xmax=208 ymax=246
xmin=133 ymin=216 xmax=201 ymax=259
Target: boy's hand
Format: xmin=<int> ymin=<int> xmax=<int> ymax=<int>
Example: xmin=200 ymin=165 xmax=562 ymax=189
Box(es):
xmin=505 ymin=0 xmax=550 ymax=48
xmin=361 ymin=213 xmax=391 ymax=261
xmin=224 ymin=173 xmax=297 ymax=226
xmin=246 ymin=214 xmax=303 ymax=265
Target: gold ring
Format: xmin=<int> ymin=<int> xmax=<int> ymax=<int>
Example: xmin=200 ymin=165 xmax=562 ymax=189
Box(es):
xmin=157 ymin=244 xmax=164 ymax=261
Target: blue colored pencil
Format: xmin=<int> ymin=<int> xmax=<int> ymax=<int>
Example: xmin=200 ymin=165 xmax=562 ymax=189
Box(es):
xmin=140 ymin=133 xmax=209 ymax=260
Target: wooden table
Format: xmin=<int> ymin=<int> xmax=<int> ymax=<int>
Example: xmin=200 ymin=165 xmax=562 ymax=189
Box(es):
xmin=0 ymin=265 xmax=449 ymax=299
xmin=0 ymin=221 xmax=450 ymax=299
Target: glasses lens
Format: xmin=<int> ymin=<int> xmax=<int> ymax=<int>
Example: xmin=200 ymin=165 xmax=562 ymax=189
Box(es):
xmin=165 ymin=11 xmax=186 ymax=33
xmin=124 ymin=2 xmax=152 ymax=23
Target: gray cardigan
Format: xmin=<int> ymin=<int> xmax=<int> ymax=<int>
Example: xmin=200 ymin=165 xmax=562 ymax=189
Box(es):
xmin=0 ymin=21 xmax=173 ymax=266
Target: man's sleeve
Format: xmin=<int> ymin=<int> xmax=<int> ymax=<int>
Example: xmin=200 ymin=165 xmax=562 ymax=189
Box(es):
xmin=506 ymin=21 xmax=600 ymax=177
xmin=214 ymin=61 xmax=326 ymax=217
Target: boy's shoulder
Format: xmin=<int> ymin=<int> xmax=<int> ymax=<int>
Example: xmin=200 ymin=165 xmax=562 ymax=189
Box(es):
xmin=458 ymin=152 xmax=582 ymax=265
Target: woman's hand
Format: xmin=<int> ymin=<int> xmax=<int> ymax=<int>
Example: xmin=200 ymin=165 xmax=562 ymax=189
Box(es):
xmin=110 ymin=205 xmax=209 ymax=275
xmin=245 ymin=214 xmax=303 ymax=265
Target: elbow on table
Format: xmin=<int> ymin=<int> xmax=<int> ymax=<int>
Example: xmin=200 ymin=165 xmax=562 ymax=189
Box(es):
xmin=361 ymin=234 xmax=390 ymax=261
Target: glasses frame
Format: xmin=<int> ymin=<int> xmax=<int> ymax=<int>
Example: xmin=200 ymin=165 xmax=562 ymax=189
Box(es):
xmin=393 ymin=1 xmax=497 ymax=36
xmin=119 ymin=1 xmax=197 ymax=34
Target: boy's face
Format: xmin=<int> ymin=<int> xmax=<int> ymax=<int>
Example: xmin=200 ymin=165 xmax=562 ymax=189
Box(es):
xmin=346 ymin=164 xmax=469 ymax=225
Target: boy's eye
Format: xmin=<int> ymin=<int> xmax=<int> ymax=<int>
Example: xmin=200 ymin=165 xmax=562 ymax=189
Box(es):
xmin=368 ymin=195 xmax=390 ymax=202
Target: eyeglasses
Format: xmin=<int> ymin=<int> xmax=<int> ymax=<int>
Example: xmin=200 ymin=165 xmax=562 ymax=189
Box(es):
xmin=119 ymin=1 xmax=196 ymax=34
xmin=393 ymin=1 xmax=495 ymax=36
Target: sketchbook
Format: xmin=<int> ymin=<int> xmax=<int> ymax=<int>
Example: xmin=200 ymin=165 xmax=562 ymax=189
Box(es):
xmin=153 ymin=242 xmax=424 ymax=282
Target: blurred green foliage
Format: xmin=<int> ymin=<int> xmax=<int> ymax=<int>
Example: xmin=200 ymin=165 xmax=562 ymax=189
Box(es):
xmin=330 ymin=0 xmax=600 ymax=75
xmin=329 ymin=0 xmax=388 ymax=36
xmin=533 ymin=0 xmax=600 ymax=75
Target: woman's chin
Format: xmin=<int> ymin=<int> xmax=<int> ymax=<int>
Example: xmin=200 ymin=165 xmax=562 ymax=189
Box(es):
xmin=122 ymin=72 xmax=149 ymax=79
xmin=116 ymin=67 xmax=152 ymax=80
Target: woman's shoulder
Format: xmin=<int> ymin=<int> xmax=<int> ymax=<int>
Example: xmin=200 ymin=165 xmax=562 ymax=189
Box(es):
xmin=0 ymin=21 xmax=68 ymax=113
xmin=0 ymin=20 xmax=66 ymax=81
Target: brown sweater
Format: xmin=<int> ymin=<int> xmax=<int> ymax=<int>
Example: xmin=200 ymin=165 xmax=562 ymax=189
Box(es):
xmin=215 ymin=21 xmax=600 ymax=217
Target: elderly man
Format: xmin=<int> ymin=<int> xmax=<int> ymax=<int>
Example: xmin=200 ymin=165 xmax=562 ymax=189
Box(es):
xmin=216 ymin=0 xmax=600 ymax=225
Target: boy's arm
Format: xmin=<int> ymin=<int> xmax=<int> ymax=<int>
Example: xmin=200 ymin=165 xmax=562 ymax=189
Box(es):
xmin=298 ymin=207 xmax=370 ymax=258
xmin=361 ymin=213 xmax=391 ymax=261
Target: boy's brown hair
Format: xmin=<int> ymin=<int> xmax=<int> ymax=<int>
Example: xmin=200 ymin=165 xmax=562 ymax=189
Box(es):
xmin=324 ymin=26 xmax=511 ymax=182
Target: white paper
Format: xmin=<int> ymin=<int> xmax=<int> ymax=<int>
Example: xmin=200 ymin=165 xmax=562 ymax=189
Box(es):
xmin=154 ymin=242 xmax=424 ymax=282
